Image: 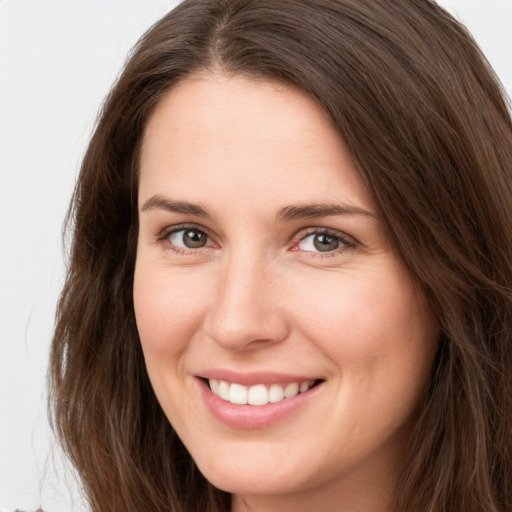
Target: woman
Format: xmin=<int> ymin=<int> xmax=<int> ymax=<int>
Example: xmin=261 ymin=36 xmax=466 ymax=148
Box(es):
xmin=49 ymin=1 xmax=512 ymax=511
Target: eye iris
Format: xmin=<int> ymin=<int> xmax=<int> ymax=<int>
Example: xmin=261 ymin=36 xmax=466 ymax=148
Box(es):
xmin=313 ymin=234 xmax=339 ymax=252
xmin=183 ymin=230 xmax=206 ymax=248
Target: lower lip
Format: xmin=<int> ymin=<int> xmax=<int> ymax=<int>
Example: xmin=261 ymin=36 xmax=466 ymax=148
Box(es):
xmin=198 ymin=379 xmax=323 ymax=429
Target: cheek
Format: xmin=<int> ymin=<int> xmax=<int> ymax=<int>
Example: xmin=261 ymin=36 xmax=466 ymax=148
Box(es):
xmin=292 ymin=267 xmax=438 ymax=453
xmin=290 ymin=265 xmax=437 ymax=384
xmin=133 ymin=264 xmax=208 ymax=359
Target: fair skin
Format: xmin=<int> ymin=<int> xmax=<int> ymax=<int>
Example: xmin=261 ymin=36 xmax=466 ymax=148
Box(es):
xmin=133 ymin=73 xmax=438 ymax=512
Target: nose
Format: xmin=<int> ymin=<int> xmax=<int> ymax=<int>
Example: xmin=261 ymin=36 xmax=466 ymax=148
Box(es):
xmin=203 ymin=251 xmax=290 ymax=351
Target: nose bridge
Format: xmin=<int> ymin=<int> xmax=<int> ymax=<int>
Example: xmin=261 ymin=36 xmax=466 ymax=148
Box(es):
xmin=204 ymin=247 xmax=288 ymax=350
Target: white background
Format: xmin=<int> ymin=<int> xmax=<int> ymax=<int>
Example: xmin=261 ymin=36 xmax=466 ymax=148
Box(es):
xmin=0 ymin=1 xmax=510 ymax=511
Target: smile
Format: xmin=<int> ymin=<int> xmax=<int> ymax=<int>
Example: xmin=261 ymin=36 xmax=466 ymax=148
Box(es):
xmin=209 ymin=379 xmax=317 ymax=405
xmin=198 ymin=372 xmax=325 ymax=429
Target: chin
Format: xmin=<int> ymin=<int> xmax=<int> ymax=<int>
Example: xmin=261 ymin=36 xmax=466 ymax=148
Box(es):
xmin=194 ymin=450 xmax=310 ymax=496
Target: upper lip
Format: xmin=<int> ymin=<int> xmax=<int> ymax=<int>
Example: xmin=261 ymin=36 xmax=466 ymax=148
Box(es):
xmin=198 ymin=369 xmax=323 ymax=386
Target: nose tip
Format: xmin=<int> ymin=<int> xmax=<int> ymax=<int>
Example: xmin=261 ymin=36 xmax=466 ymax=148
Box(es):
xmin=203 ymin=262 xmax=289 ymax=351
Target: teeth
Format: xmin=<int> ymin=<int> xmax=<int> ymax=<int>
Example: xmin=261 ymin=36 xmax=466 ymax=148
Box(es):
xmin=300 ymin=381 xmax=312 ymax=393
xmin=268 ymin=383 xmax=284 ymax=403
xmin=248 ymin=384 xmax=268 ymax=406
xmin=218 ymin=380 xmax=230 ymax=401
xmin=208 ymin=379 xmax=316 ymax=406
xmin=209 ymin=378 xmax=220 ymax=395
xmin=229 ymin=383 xmax=247 ymax=404
xmin=284 ymin=382 xmax=299 ymax=398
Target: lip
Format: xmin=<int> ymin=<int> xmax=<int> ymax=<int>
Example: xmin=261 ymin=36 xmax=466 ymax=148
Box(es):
xmin=196 ymin=372 xmax=324 ymax=429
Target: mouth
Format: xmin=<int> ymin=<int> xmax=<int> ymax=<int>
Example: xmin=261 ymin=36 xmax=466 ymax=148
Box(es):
xmin=197 ymin=373 xmax=325 ymax=429
xmin=196 ymin=368 xmax=326 ymax=428
xmin=205 ymin=378 xmax=323 ymax=406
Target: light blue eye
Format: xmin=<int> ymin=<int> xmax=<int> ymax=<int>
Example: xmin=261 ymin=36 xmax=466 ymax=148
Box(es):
xmin=169 ymin=229 xmax=208 ymax=249
xmin=298 ymin=233 xmax=342 ymax=252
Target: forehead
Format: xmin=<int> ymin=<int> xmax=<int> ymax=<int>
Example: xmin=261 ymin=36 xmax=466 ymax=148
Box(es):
xmin=139 ymin=73 xmax=373 ymax=213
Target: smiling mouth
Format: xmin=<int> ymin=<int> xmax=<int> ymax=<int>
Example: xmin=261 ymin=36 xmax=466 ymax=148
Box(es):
xmin=206 ymin=378 xmax=323 ymax=406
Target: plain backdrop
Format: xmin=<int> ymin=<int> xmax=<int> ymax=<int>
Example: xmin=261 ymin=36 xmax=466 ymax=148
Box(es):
xmin=0 ymin=1 xmax=510 ymax=511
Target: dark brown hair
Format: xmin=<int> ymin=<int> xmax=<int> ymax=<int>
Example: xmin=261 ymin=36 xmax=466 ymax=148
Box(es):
xmin=49 ymin=1 xmax=512 ymax=510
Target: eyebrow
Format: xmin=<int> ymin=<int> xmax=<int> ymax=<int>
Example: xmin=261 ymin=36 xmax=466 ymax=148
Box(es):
xmin=140 ymin=195 xmax=212 ymax=218
xmin=140 ymin=195 xmax=375 ymax=221
xmin=277 ymin=203 xmax=376 ymax=221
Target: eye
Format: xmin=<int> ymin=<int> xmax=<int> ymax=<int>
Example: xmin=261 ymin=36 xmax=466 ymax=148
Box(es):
xmin=168 ymin=228 xmax=210 ymax=249
xmin=296 ymin=230 xmax=354 ymax=254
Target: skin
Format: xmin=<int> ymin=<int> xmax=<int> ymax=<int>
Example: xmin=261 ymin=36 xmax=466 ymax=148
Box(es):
xmin=134 ymin=73 xmax=439 ymax=512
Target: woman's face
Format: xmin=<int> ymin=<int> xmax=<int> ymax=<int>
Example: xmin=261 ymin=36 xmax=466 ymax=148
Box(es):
xmin=134 ymin=74 xmax=438 ymax=510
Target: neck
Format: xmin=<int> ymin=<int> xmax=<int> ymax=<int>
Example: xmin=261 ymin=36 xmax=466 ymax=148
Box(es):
xmin=231 ymin=464 xmax=398 ymax=512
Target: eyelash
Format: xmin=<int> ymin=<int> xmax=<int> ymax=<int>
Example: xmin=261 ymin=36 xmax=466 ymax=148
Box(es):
xmin=156 ymin=224 xmax=357 ymax=257
xmin=157 ymin=224 xmax=216 ymax=256
xmin=293 ymin=228 xmax=356 ymax=258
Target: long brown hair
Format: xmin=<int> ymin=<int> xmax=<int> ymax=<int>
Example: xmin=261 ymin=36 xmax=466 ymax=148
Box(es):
xmin=49 ymin=1 xmax=512 ymax=510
